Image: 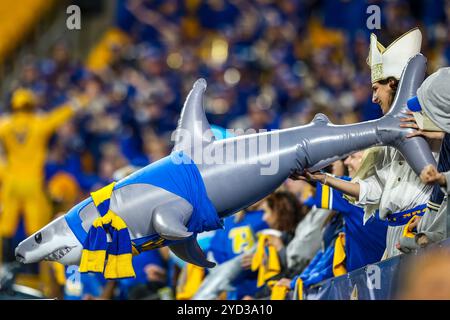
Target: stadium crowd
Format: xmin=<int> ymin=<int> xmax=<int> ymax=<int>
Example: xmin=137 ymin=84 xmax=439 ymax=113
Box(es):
xmin=1 ymin=0 xmax=450 ymax=300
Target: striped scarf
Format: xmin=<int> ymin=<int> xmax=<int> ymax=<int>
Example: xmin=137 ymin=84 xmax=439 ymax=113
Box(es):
xmin=78 ymin=182 xmax=136 ymax=279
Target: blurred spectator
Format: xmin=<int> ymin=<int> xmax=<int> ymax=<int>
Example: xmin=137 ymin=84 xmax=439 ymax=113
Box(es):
xmin=0 ymin=88 xmax=89 ymax=263
xmin=396 ymin=248 xmax=450 ymax=300
xmin=208 ymin=201 xmax=268 ymax=299
xmin=242 ymin=190 xmax=304 ymax=299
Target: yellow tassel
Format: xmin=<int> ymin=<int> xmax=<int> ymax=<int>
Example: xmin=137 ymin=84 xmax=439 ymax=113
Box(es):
xmin=104 ymin=253 xmax=135 ymax=279
xmin=252 ymin=235 xmax=281 ymax=287
xmin=270 ymin=283 xmax=289 ymax=300
xmin=332 ymin=233 xmax=347 ymax=277
xmin=296 ymin=277 xmax=303 ymax=300
xmin=90 ymin=182 xmax=116 ymax=207
xmin=403 ymin=215 xmax=420 ymax=239
xmin=176 ymin=264 xmax=205 ymax=300
xmin=251 ymin=234 xmax=267 ymax=271
xmin=52 ymin=262 xmax=66 ymax=286
xmin=79 ymin=249 xmax=106 ymax=273
xmin=267 ymin=246 xmax=281 ymax=274
xmin=109 ymin=212 xmax=127 ymax=230
xmin=92 ymin=215 xmax=108 ymax=228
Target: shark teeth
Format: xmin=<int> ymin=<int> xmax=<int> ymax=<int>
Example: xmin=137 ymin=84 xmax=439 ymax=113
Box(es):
xmin=44 ymin=247 xmax=73 ymax=261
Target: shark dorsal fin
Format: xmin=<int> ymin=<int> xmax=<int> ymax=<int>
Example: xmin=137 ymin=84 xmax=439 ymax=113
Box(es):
xmin=173 ymin=78 xmax=215 ymax=153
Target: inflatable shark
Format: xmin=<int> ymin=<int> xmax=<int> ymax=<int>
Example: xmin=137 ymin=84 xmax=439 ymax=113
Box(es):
xmin=15 ymin=54 xmax=436 ymax=269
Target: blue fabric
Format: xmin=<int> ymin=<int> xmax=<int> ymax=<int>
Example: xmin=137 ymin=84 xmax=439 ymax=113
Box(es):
xmin=386 ymin=204 xmax=427 ymax=227
xmin=64 ymin=197 xmax=93 ymax=244
xmin=85 ymin=226 xmax=108 ymax=252
xmin=109 ymin=228 xmax=134 ymax=255
xmin=303 ymin=195 xmax=316 ymax=208
xmin=291 ymin=248 xmax=325 ymax=289
xmin=322 ymin=212 xmax=344 ymax=250
xmin=65 ymin=151 xmax=221 ymax=250
xmin=64 ymin=265 xmax=107 ymax=300
xmin=300 ymin=244 xmax=335 ymax=288
xmin=429 ymin=134 xmax=450 ymax=207
xmin=407 ymin=96 xmax=422 ymax=112
xmin=291 ymin=210 xmax=343 ymax=289
xmin=96 ymin=200 xmax=111 ymax=216
xmin=315 ymin=179 xmax=387 ymax=272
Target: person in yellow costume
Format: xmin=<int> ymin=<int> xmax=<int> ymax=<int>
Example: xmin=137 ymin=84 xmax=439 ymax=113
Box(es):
xmin=0 ymin=88 xmax=87 ymax=262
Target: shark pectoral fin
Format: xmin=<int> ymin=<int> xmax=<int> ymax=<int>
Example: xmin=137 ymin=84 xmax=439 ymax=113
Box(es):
xmin=169 ymin=238 xmax=216 ymax=268
xmin=153 ymin=199 xmax=194 ymax=241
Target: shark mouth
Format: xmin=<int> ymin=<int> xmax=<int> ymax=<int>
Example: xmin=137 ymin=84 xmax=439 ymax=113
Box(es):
xmin=44 ymin=246 xmax=75 ymax=261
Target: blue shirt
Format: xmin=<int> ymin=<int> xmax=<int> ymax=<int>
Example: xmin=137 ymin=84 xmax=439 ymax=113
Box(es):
xmin=64 ymin=265 xmax=107 ymax=300
xmin=315 ymin=178 xmax=387 ymax=271
xmin=290 ymin=213 xmax=343 ymax=289
xmin=429 ymin=134 xmax=450 ymax=209
xmin=209 ymin=210 xmax=268 ymax=300
xmin=209 ymin=210 xmax=268 ymax=263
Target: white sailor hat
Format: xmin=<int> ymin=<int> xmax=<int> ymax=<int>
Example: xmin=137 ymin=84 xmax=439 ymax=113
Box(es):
xmin=367 ymin=28 xmax=422 ymax=84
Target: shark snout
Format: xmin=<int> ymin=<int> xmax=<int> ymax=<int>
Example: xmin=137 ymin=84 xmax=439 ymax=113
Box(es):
xmin=15 ymin=241 xmax=38 ymax=264
xmin=15 ymin=250 xmax=25 ymax=263
xmin=14 ymin=216 xmax=84 ymax=265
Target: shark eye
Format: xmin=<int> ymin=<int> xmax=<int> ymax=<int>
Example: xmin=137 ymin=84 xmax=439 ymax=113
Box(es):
xmin=34 ymin=233 xmax=42 ymax=244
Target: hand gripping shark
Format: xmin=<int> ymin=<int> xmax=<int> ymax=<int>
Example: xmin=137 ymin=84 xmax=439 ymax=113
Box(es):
xmin=15 ymin=54 xmax=436 ymax=270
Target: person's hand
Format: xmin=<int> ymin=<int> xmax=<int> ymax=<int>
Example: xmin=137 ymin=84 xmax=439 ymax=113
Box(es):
xmin=241 ymin=253 xmax=254 ymax=270
xmin=144 ymin=264 xmax=167 ymax=282
xmin=267 ymin=235 xmax=284 ymax=251
xmin=290 ymin=170 xmax=326 ymax=184
xmin=420 ymin=164 xmax=447 ymax=186
xmin=242 ymin=295 xmax=254 ymax=300
xmin=276 ymin=278 xmax=292 ymax=288
xmin=408 ymin=216 xmax=421 ymax=232
xmin=400 ymin=111 xmax=445 ymax=140
xmin=417 ymin=234 xmax=430 ymax=247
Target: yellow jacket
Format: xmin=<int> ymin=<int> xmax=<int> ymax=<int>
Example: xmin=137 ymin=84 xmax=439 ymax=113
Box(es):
xmin=0 ymin=105 xmax=74 ymax=186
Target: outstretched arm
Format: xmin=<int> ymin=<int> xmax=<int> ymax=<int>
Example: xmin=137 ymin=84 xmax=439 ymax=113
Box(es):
xmin=292 ymin=171 xmax=360 ymax=200
xmin=43 ymin=95 xmax=90 ymax=135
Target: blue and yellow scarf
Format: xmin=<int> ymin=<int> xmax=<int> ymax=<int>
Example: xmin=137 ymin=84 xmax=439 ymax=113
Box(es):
xmin=78 ymin=182 xmax=136 ymax=279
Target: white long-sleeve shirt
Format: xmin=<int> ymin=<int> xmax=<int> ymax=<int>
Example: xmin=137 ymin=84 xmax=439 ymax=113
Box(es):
xmin=353 ymin=146 xmax=439 ymax=223
xmin=352 ymin=146 xmax=440 ymax=258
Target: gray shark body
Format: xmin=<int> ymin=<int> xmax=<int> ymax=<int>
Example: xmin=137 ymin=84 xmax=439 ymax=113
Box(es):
xmin=15 ymin=54 xmax=435 ymax=269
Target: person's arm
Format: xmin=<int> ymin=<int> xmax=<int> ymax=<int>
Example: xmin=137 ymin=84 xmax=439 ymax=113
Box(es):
xmin=43 ymin=95 xmax=89 ymax=135
xmin=43 ymin=104 xmax=75 ymax=134
xmin=299 ymin=171 xmax=361 ymax=199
